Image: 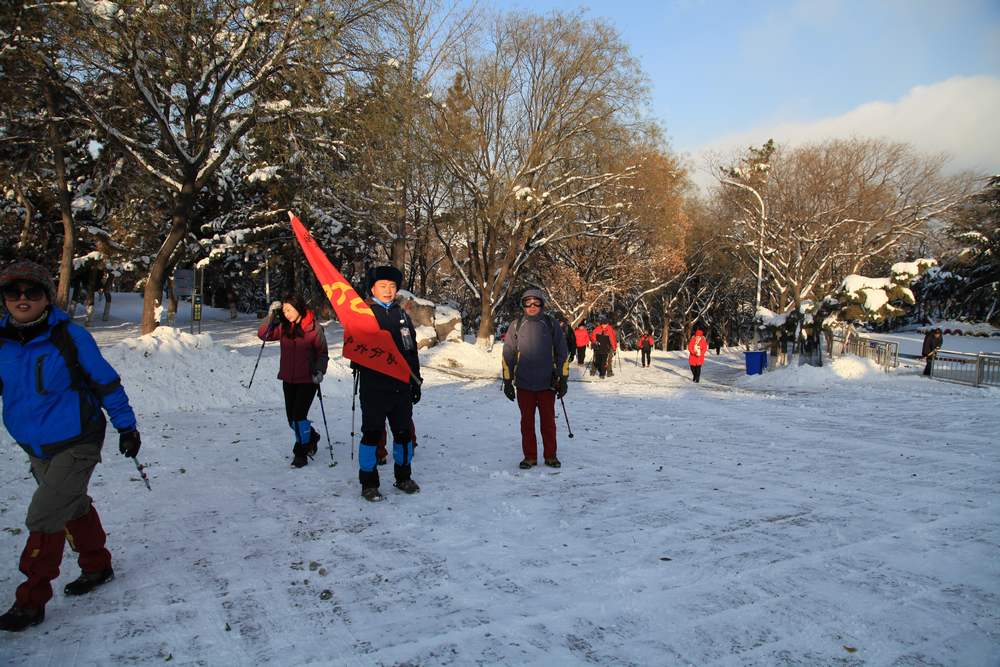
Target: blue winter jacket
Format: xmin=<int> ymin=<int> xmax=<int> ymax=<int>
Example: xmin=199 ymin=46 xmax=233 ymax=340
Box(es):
xmin=0 ymin=307 xmax=137 ymax=459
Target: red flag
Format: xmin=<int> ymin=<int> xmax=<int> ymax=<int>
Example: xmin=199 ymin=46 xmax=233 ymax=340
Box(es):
xmin=288 ymin=212 xmax=412 ymax=384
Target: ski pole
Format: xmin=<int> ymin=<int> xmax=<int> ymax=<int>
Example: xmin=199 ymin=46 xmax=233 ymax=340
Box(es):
xmin=349 ymin=369 xmax=359 ymax=461
xmin=133 ymin=458 xmax=152 ymax=491
xmin=559 ymin=396 xmax=574 ymax=438
xmin=317 ymin=384 xmax=335 ymax=467
xmin=246 ymin=319 xmax=275 ymax=389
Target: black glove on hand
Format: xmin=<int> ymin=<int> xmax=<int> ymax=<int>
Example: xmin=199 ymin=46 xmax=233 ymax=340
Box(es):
xmin=410 ymin=380 xmax=421 ymax=405
xmin=503 ymin=380 xmax=516 ymax=401
xmin=556 ymin=374 xmax=568 ymax=399
xmin=119 ymin=430 xmax=141 ymax=458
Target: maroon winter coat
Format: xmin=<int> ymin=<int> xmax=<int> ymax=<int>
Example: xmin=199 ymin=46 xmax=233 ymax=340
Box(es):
xmin=257 ymin=310 xmax=329 ymax=384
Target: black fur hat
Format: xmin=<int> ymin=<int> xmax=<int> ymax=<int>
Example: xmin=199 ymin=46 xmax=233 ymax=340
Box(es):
xmin=368 ymin=265 xmax=403 ymax=290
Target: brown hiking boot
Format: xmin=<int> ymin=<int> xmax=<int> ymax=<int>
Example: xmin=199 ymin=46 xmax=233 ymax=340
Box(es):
xmin=519 ymin=458 xmax=537 ymax=469
xmin=544 ymin=458 xmax=561 ymax=468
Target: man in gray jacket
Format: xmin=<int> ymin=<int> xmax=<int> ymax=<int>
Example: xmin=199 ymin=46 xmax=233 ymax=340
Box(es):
xmin=502 ymin=288 xmax=570 ymax=469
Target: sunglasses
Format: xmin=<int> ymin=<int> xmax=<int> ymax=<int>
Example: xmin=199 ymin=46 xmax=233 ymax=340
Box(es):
xmin=521 ymin=299 xmax=543 ymax=308
xmin=2 ymin=285 xmax=47 ymax=301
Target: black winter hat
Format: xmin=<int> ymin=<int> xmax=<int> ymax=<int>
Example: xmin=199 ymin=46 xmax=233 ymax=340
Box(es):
xmin=0 ymin=260 xmax=56 ymax=301
xmin=368 ymin=265 xmax=403 ymax=289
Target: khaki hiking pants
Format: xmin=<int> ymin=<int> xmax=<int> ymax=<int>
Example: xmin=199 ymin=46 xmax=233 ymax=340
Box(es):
xmin=26 ymin=443 xmax=103 ymax=533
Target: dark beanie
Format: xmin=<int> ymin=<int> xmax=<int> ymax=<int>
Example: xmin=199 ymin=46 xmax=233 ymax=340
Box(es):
xmin=0 ymin=260 xmax=56 ymax=301
xmin=369 ymin=265 xmax=403 ymax=289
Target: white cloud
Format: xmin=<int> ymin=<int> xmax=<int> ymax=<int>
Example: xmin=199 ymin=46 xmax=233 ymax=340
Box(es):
xmin=689 ymin=75 xmax=1000 ymax=192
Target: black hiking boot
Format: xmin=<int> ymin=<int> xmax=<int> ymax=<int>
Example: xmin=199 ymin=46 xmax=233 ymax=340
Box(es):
xmin=0 ymin=605 xmax=44 ymax=632
xmin=361 ymin=487 xmax=384 ymax=502
xmin=64 ymin=567 xmax=115 ymax=596
xmin=393 ymin=479 xmax=420 ymax=494
xmin=306 ymin=429 xmax=320 ymax=457
xmin=544 ymin=457 xmax=561 ymax=468
xmin=519 ymin=458 xmax=537 ymax=469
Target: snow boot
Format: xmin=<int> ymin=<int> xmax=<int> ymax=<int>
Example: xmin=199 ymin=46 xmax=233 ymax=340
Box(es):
xmin=362 ymin=487 xmax=384 ymax=502
xmin=291 ymin=443 xmax=309 ymax=468
xmin=544 ymin=457 xmax=561 ymax=468
xmin=393 ymin=479 xmax=420 ymax=494
xmin=519 ymin=458 xmax=537 ymax=469
xmin=64 ymin=506 xmax=113 ymax=596
xmin=64 ymin=568 xmax=115 ymax=596
xmin=0 ymin=604 xmax=44 ymax=632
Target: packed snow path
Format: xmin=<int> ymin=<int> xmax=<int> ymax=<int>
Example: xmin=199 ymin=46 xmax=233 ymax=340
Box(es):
xmin=1 ymin=312 xmax=997 ymax=665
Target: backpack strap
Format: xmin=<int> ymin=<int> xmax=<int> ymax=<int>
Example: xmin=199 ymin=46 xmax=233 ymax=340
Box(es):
xmin=49 ymin=320 xmax=89 ymax=392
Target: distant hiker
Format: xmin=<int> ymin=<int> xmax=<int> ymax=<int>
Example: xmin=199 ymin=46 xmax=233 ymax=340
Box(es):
xmin=227 ymin=289 xmax=238 ymax=319
xmin=502 ymin=288 xmax=569 ymax=469
xmin=353 ymin=266 xmax=422 ymax=501
xmin=257 ymin=293 xmax=329 ymax=468
xmin=687 ymin=329 xmax=708 ymax=383
xmin=0 ymin=260 xmax=140 ymax=632
xmin=638 ymin=332 xmax=655 ymax=367
xmin=711 ymin=332 xmax=722 ymax=355
xmin=921 ymin=327 xmax=943 ymax=377
xmin=590 ymin=318 xmax=617 ymax=378
xmin=558 ymin=315 xmax=576 ymax=361
xmin=573 ymin=324 xmax=590 ymax=365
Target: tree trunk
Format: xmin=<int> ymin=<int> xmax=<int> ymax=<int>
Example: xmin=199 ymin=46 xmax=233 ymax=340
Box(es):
xmin=14 ymin=181 xmax=35 ymax=249
xmin=476 ymin=298 xmax=494 ymax=349
xmin=141 ymin=180 xmax=195 ymax=334
xmin=44 ymin=82 xmax=75 ymax=311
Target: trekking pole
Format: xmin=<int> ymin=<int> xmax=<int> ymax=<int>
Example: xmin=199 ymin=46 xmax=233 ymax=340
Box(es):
xmin=559 ymin=397 xmax=574 ymax=438
xmin=133 ymin=458 xmax=152 ymax=491
xmin=246 ymin=319 xmax=275 ymax=389
xmin=349 ymin=369 xmax=359 ymax=461
xmin=317 ymin=384 xmax=335 ymax=467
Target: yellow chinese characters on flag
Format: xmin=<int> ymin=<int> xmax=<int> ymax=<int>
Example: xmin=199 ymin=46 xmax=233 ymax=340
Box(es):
xmin=288 ymin=212 xmax=411 ymax=383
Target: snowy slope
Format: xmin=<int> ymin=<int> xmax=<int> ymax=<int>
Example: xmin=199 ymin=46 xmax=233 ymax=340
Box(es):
xmin=0 ymin=298 xmax=997 ymax=665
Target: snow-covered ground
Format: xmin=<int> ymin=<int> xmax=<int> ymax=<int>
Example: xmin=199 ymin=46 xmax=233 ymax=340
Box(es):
xmin=1 ymin=295 xmax=998 ymax=665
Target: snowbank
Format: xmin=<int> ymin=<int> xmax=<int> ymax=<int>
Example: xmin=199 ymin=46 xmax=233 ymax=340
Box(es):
xmin=102 ymin=327 xmax=353 ymax=415
xmin=419 ymin=339 xmax=502 ymax=378
xmin=736 ymin=356 xmax=895 ymax=391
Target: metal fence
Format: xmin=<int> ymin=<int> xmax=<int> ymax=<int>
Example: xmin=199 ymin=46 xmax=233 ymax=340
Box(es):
xmin=830 ymin=333 xmax=899 ymax=371
xmin=930 ymin=350 xmax=1000 ymax=387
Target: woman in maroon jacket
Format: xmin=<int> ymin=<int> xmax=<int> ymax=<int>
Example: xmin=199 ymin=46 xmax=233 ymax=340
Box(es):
xmin=257 ymin=294 xmax=329 ymax=468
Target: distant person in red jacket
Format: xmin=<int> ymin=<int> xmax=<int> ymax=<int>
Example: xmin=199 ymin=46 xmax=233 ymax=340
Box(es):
xmin=687 ymin=329 xmax=708 ymax=383
xmin=258 ymin=294 xmax=329 ymax=468
xmin=573 ymin=324 xmax=590 ymax=365
xmin=637 ymin=332 xmax=655 ymax=367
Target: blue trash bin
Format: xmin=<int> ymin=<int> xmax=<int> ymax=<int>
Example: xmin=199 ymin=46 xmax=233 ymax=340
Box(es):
xmin=744 ymin=351 xmax=767 ymax=375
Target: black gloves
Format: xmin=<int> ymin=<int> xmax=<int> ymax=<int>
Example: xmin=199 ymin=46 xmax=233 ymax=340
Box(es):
xmin=119 ymin=430 xmax=141 ymax=458
xmin=503 ymin=380 xmax=516 ymax=401
xmin=556 ymin=374 xmax=568 ymax=399
xmin=410 ymin=380 xmax=421 ymax=405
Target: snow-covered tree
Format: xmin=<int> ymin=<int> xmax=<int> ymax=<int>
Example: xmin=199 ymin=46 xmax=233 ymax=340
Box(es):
xmin=51 ymin=0 xmax=388 ymax=333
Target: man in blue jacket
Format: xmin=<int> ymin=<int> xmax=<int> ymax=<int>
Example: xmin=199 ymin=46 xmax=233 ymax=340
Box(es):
xmin=0 ymin=261 xmax=141 ymax=632
xmin=354 ymin=265 xmax=422 ymax=502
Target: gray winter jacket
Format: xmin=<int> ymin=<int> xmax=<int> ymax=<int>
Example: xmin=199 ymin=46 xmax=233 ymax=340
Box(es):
xmin=502 ymin=313 xmax=570 ymax=391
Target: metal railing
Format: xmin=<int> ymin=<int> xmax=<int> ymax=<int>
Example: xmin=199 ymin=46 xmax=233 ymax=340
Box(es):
xmin=831 ymin=334 xmax=899 ymax=371
xmin=929 ymin=350 xmax=1000 ymax=387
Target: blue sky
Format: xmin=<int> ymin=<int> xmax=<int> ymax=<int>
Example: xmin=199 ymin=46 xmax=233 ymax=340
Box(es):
xmin=490 ymin=0 xmax=1000 ymax=177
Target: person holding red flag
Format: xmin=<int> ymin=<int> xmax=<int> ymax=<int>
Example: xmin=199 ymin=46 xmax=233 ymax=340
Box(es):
xmin=353 ymin=266 xmax=422 ymax=501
